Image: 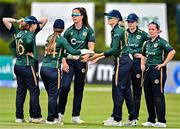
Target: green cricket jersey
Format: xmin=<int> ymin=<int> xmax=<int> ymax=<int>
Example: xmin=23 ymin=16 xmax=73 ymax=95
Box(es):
xmin=9 ymin=25 xmax=40 ymax=66
xmin=127 ymin=28 xmax=149 ymax=55
xmin=142 ymin=36 xmax=174 ymax=66
xmin=63 ymin=25 xmax=95 ymax=50
xmin=104 ymin=24 xmax=130 ymax=57
xmin=42 ymin=35 xmax=81 ymax=68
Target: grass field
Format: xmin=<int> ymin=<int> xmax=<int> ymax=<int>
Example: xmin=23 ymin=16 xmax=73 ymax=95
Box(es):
xmin=0 ymin=84 xmax=180 ymax=129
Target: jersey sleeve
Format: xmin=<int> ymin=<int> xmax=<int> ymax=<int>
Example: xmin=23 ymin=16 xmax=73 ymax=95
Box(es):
xmin=143 ymin=31 xmax=149 ymax=41
xmin=103 ymin=29 xmax=122 ymax=57
xmin=87 ymin=27 xmax=95 ymax=42
xmin=9 ymin=25 xmax=19 ymax=35
xmin=63 ymin=29 xmax=69 ymax=40
xmin=61 ymin=38 xmax=81 ymax=55
xmin=160 ymin=39 xmax=174 ymax=53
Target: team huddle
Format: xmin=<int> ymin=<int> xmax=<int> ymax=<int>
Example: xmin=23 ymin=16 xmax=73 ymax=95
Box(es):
xmin=2 ymin=7 xmax=175 ymax=128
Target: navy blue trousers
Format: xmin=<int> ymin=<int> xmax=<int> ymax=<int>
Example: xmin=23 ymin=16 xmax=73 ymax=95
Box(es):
xmin=58 ymin=60 xmax=87 ymax=116
xmin=126 ymin=58 xmax=142 ymax=120
xmin=14 ymin=64 xmax=41 ymax=119
xmin=40 ymin=67 xmax=59 ymax=121
xmin=144 ymin=66 xmax=167 ymax=123
xmin=111 ymin=55 xmax=135 ymax=122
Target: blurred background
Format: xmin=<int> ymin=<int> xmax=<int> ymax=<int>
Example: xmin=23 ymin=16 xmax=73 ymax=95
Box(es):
xmin=0 ymin=0 xmax=180 ymax=93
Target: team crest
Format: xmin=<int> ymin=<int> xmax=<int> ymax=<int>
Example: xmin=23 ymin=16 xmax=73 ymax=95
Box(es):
xmin=81 ymin=68 xmax=86 ymax=73
xmin=154 ymin=43 xmax=158 ymax=48
xmin=154 ymin=79 xmax=159 ymax=84
xmin=83 ymin=32 xmax=87 ymax=37
xmin=136 ymin=74 xmax=141 ymax=78
xmin=136 ymin=35 xmax=141 ymax=39
xmin=165 ymin=44 xmax=170 ymax=47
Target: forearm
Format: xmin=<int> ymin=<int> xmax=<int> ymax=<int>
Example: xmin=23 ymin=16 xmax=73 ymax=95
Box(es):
xmin=88 ymin=42 xmax=94 ymax=51
xmin=2 ymin=17 xmax=17 ymax=30
xmin=38 ymin=17 xmax=48 ymax=29
xmin=141 ymin=56 xmax=146 ymax=66
xmin=163 ymin=50 xmax=176 ymax=65
xmin=103 ymin=48 xmax=117 ymax=57
xmin=88 ymin=53 xmax=104 ymax=61
xmin=62 ymin=58 xmax=67 ymax=64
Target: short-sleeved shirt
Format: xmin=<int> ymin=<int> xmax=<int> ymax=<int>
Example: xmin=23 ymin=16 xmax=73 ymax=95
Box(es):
xmin=9 ymin=25 xmax=40 ymax=66
xmin=63 ymin=25 xmax=95 ymax=50
xmin=142 ymin=36 xmax=174 ymax=66
xmin=127 ymin=28 xmax=149 ymax=55
xmin=42 ymin=35 xmax=81 ymax=68
xmin=104 ymin=24 xmax=130 ymax=57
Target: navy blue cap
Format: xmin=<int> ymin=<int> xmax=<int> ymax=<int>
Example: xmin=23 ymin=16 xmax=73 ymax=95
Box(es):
xmin=126 ymin=13 xmax=138 ymax=22
xmin=104 ymin=9 xmax=122 ymax=20
xmin=53 ymin=19 xmax=64 ymax=29
xmin=24 ymin=16 xmax=42 ymax=24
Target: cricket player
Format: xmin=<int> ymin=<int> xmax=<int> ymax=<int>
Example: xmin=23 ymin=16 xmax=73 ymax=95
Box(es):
xmin=3 ymin=16 xmax=47 ymax=123
xmin=40 ymin=19 xmax=93 ymax=124
xmin=88 ymin=9 xmax=135 ymax=126
xmin=124 ymin=13 xmax=149 ymax=126
xmin=141 ymin=21 xmax=176 ymax=128
xmin=58 ymin=7 xmax=95 ymax=124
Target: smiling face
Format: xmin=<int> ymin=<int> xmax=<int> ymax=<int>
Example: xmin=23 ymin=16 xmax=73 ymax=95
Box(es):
xmin=148 ymin=23 xmax=160 ymax=39
xmin=72 ymin=9 xmax=83 ymax=24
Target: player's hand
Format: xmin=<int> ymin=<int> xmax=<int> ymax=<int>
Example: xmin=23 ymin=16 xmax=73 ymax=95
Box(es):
xmin=81 ymin=54 xmax=90 ymax=62
xmin=16 ymin=18 xmax=25 ymax=24
xmin=91 ymin=57 xmax=100 ymax=64
xmin=62 ymin=60 xmax=69 ymax=73
xmin=87 ymin=53 xmax=103 ymax=61
xmin=156 ymin=63 xmax=166 ymax=70
xmin=26 ymin=52 xmax=34 ymax=58
xmin=134 ymin=53 xmax=143 ymax=58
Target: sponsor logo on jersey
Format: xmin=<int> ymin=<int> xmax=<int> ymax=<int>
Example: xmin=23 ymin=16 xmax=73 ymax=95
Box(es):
xmin=71 ymin=38 xmax=85 ymax=45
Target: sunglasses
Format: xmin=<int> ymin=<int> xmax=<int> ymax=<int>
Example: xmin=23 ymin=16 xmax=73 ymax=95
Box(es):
xmin=71 ymin=13 xmax=81 ymax=17
xmin=107 ymin=16 xmax=114 ymax=20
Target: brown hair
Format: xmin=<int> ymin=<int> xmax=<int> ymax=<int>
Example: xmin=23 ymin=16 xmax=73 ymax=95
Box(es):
xmin=148 ymin=21 xmax=162 ymax=33
xmin=73 ymin=7 xmax=90 ymax=27
xmin=19 ymin=22 xmax=29 ymax=30
xmin=46 ymin=28 xmax=63 ymax=54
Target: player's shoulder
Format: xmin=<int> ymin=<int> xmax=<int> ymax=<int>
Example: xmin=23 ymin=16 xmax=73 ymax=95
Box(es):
xmin=84 ymin=25 xmax=94 ymax=32
xmin=115 ymin=25 xmax=125 ymax=33
xmin=158 ymin=36 xmax=169 ymax=45
xmin=57 ymin=35 xmax=68 ymax=42
xmin=65 ymin=25 xmax=74 ymax=32
xmin=137 ymin=28 xmax=147 ymax=35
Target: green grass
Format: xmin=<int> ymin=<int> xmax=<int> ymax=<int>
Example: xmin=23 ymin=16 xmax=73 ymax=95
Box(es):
xmin=0 ymin=84 xmax=180 ymax=128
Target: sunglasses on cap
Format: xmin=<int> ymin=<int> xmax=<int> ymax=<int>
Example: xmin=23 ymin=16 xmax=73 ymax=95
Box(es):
xmin=71 ymin=13 xmax=81 ymax=17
